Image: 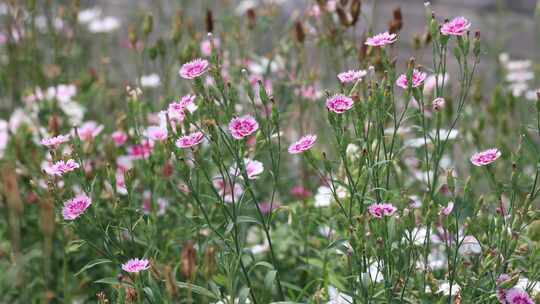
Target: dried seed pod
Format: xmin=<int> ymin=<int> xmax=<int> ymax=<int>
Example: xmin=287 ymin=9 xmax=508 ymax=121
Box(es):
xmin=203 ymin=245 xmax=216 ymax=278
xmin=350 ymin=0 xmax=361 ymax=26
xmin=336 ymin=6 xmax=350 ymax=27
xmin=294 ymin=21 xmax=305 ymax=43
xmin=180 ymin=241 xmax=197 ymax=279
xmin=205 ymin=9 xmax=213 ymax=33
xmin=246 ymin=8 xmax=256 ymax=29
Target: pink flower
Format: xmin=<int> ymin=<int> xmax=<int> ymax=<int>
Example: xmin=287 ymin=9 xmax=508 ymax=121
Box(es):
xmin=175 ymin=131 xmax=204 ymax=148
xmin=179 ymin=58 xmax=209 ymax=79
xmin=337 ymin=69 xmax=367 ymax=84
xmin=291 ymin=185 xmax=312 ymax=200
xmin=111 ymin=131 xmax=128 ymax=146
xmin=121 ymin=258 xmax=151 ymax=273
xmin=496 ymin=274 xmax=511 ymax=304
xmin=470 ymin=148 xmax=501 ymax=166
xmin=505 ymin=288 xmax=534 ymax=304
xmin=288 ymin=134 xmax=317 ymax=154
xmin=368 ymin=203 xmax=397 ymax=218
xmin=230 ymin=158 xmax=264 ymax=180
xmin=77 ymin=121 xmax=104 ymax=141
xmin=213 ymin=176 xmax=244 ymax=203
xmin=168 ymin=95 xmax=198 ymax=122
xmin=365 ymin=31 xmax=398 ymax=47
xmin=441 ymin=16 xmax=471 ymax=36
xmin=229 ymin=115 xmax=259 ymax=140
xmin=326 ymin=94 xmax=354 ymax=113
xmin=142 ymin=191 xmax=169 ymax=216
xmin=440 ymin=201 xmax=454 ymax=216
xmin=44 ymin=159 xmax=80 ymax=176
xmin=201 ymin=38 xmax=219 ymax=56
xmin=41 ymin=134 xmax=70 ymax=148
xmin=128 ymin=141 xmax=154 ymax=159
xmin=258 ymin=201 xmax=281 ymax=214
xmin=62 ymin=194 xmax=91 ymax=220
xmin=396 ymin=69 xmax=428 ymax=89
xmin=146 ymin=126 xmax=168 ymax=142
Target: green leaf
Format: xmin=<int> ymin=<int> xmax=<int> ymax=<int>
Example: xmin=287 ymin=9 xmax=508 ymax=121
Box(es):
xmin=94 ymin=277 xmax=132 ymax=287
xmin=236 ymin=215 xmax=261 ymax=225
xmin=175 ymin=282 xmax=219 ymax=300
xmin=75 ymin=259 xmax=112 ymax=276
xmin=264 ymin=270 xmax=277 ymax=290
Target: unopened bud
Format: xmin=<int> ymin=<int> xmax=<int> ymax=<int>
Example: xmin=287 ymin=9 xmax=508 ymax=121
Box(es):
xmin=143 ymin=14 xmax=153 ymax=36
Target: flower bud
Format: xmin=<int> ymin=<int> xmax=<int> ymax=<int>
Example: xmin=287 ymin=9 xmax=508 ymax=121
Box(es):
xmin=432 ymin=97 xmax=445 ymax=111
xmin=180 ymin=241 xmax=197 ymax=279
xmin=205 ymin=9 xmax=213 ymax=33
xmin=294 ymin=21 xmax=305 ymax=44
xmin=143 ymin=13 xmax=153 ymax=36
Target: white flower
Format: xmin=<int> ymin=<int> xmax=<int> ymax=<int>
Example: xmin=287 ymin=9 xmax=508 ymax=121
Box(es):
xmin=88 ymin=16 xmax=120 ymax=33
xmin=361 ymin=261 xmax=384 ymax=283
xmin=458 ymin=235 xmax=481 ymax=256
xmin=78 ymin=7 xmax=102 ymax=24
xmin=140 ymin=74 xmax=161 ymax=88
xmin=0 ymin=120 xmax=8 ymax=158
xmin=437 ymin=281 xmax=461 ymax=296
xmin=59 ymin=101 xmax=85 ymax=125
xmin=327 ymin=286 xmax=352 ymax=304
xmin=516 ymin=278 xmax=540 ymax=296
xmin=314 ymin=186 xmax=332 ymax=207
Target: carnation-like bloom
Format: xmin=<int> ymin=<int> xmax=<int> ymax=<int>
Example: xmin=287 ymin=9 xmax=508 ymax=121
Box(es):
xmin=213 ymin=176 xmax=244 ymax=203
xmin=458 ymin=235 xmax=481 ymax=256
xmin=396 ymin=69 xmax=428 ymax=89
xmin=146 ymin=126 xmax=168 ymax=142
xmin=62 ymin=194 xmax=92 ymax=220
xmin=432 ymin=97 xmax=445 ymax=111
xmin=365 ymin=31 xmax=398 ymax=47
xmin=175 ymin=131 xmax=204 ymax=148
xmin=111 ymin=131 xmax=128 ymax=146
xmin=505 ymin=288 xmax=534 ymax=304
xmin=77 ymin=121 xmax=104 ymax=141
xmin=368 ymin=203 xmax=397 ymax=218
xmin=326 ymin=94 xmax=354 ymax=114
xmin=41 ymin=134 xmax=70 ymax=148
xmin=258 ymin=201 xmax=281 ymax=215
xmin=121 ymin=258 xmax=151 ymax=273
xmin=167 ymin=95 xmax=198 ymax=122
xmin=128 ymin=142 xmax=154 ymax=159
xmin=44 ymin=159 xmax=80 ymax=176
xmin=440 ymin=201 xmax=454 ymax=216
xmin=230 ymin=158 xmax=264 ymax=180
xmin=337 ymin=70 xmax=367 ymax=84
xmin=179 ymin=58 xmax=209 ymax=79
xmin=440 ymin=16 xmax=471 ymax=36
xmin=229 ymin=115 xmax=259 ymax=140
xmin=288 ymin=134 xmax=317 ymax=154
xmin=470 ymin=148 xmax=501 ymax=166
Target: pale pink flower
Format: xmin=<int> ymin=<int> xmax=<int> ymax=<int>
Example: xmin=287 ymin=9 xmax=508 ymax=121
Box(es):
xmin=258 ymin=201 xmax=281 ymax=214
xmin=142 ymin=191 xmax=169 ymax=216
xmin=432 ymin=97 xmax=445 ymax=111
xmin=116 ymin=169 xmax=128 ymax=195
xmin=297 ymin=85 xmax=322 ymax=101
xmin=62 ymin=194 xmax=91 ymax=220
xmin=440 ymin=201 xmax=454 ymax=216
xmin=77 ymin=121 xmax=104 ymax=141
xmin=396 ymin=69 xmax=428 ymax=89
xmin=496 ymin=274 xmax=511 ymax=304
xmin=179 ymin=58 xmax=209 ymax=79
xmin=111 ymin=131 xmax=128 ymax=146
xmin=441 ymin=16 xmax=471 ymax=36
xmin=458 ymin=235 xmax=481 ymax=256
xmin=121 ymin=258 xmax=151 ymax=273
xmin=175 ymin=131 xmax=204 ymax=148
xmin=41 ymin=134 xmax=70 ymax=148
xmin=230 ymin=159 xmax=264 ymax=180
xmin=326 ymin=94 xmax=354 ymax=113
xmin=44 ymin=159 xmax=80 ymax=176
xmin=146 ymin=126 xmax=168 ymax=142
xmin=229 ymin=115 xmax=259 ymax=140
xmin=368 ymin=203 xmax=397 ymax=218
xmin=200 ymin=38 xmax=219 ymax=56
xmin=365 ymin=32 xmax=398 ymax=47
xmin=288 ymin=134 xmax=317 ymax=154
xmin=167 ymin=95 xmax=198 ymax=122
xmin=470 ymin=148 xmax=501 ymax=166
xmin=213 ymin=176 xmax=244 ymax=203
xmin=505 ymin=288 xmax=533 ymax=304
xmin=337 ymin=70 xmax=367 ymax=84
